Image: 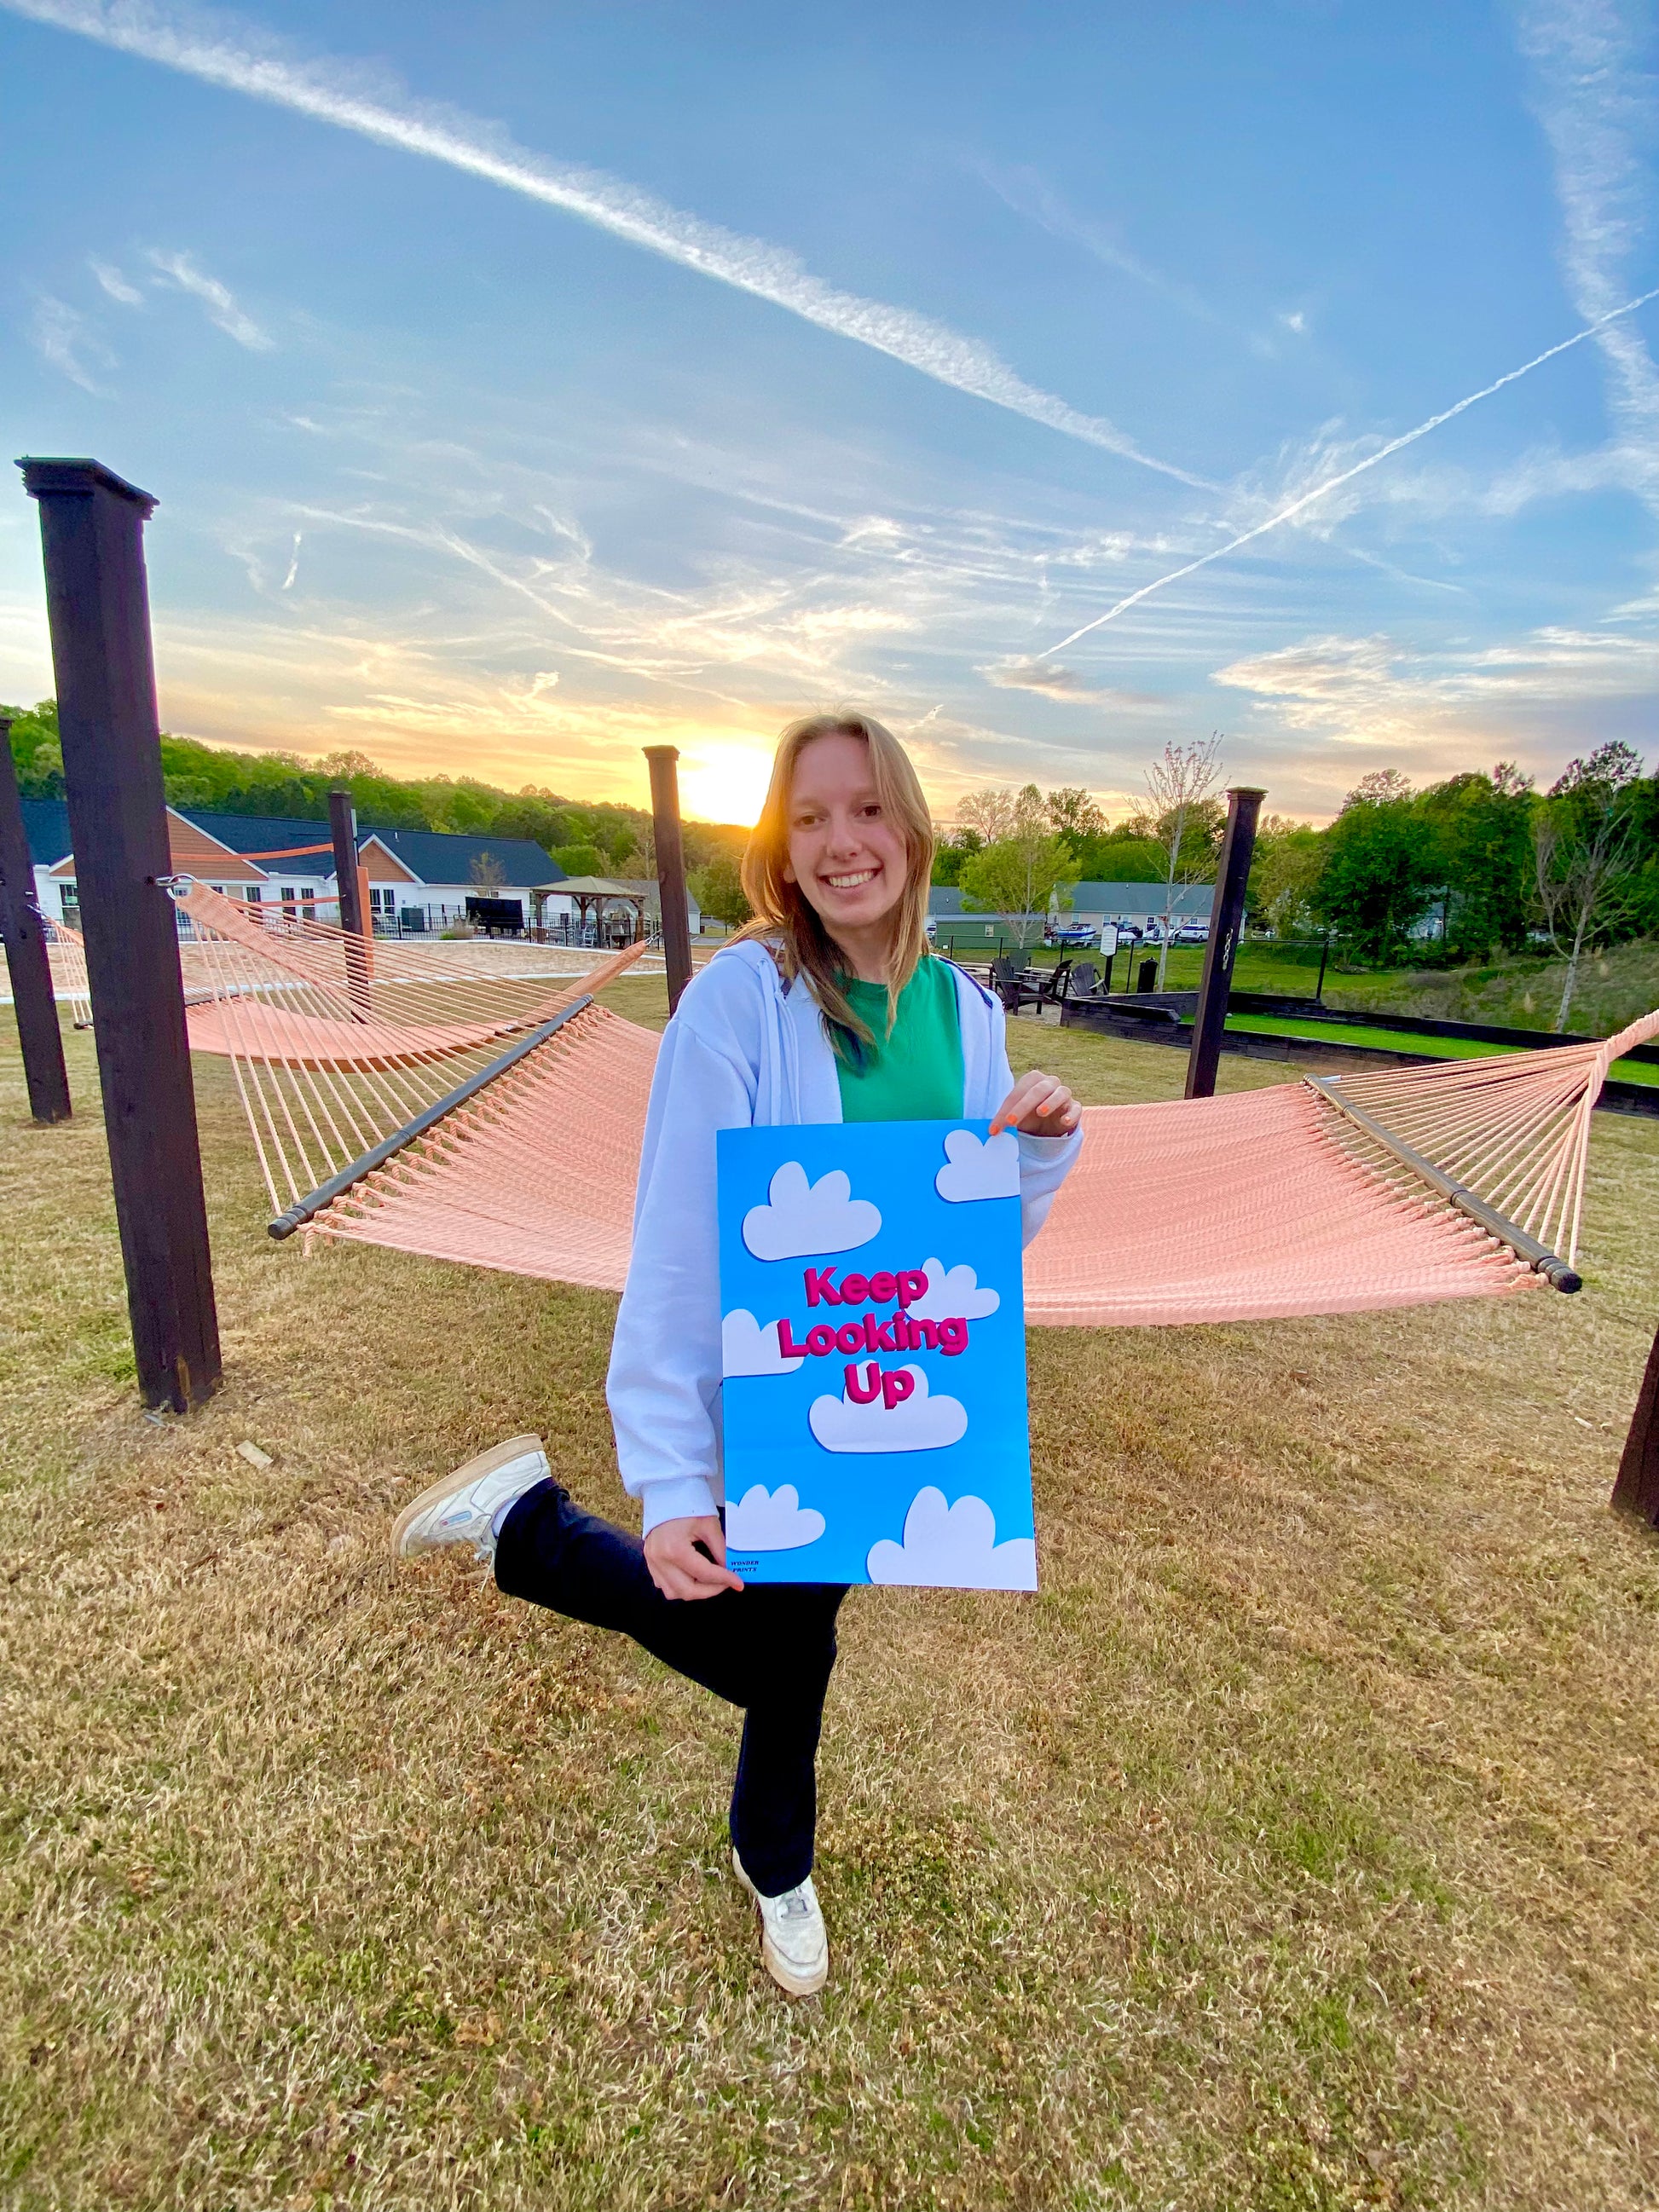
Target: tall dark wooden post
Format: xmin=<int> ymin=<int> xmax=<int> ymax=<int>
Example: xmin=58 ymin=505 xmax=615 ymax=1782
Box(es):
xmin=1611 ymin=1322 xmax=1659 ymax=1528
xmin=0 ymin=714 xmax=72 ymax=1123
xmin=1185 ymin=784 xmax=1265 ymax=1101
xmin=20 ymin=457 xmax=220 ymax=1409
xmin=644 ymin=744 xmax=693 ymax=1014
xmin=328 ymin=787 xmax=372 ymax=1015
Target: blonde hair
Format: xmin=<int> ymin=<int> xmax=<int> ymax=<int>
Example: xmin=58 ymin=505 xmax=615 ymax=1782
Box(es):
xmin=736 ymin=712 xmax=937 ymax=1063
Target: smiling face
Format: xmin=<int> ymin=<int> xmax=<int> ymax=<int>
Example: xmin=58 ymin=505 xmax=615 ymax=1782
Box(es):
xmin=783 ymin=730 xmax=911 ymax=950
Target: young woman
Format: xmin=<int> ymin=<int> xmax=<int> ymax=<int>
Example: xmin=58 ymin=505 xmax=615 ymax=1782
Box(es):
xmin=392 ymin=713 xmax=1083 ymax=1996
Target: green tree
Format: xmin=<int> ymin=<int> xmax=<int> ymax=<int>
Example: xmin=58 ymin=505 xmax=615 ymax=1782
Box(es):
xmin=489 ymin=796 xmax=572 ymax=851
xmin=1314 ymin=778 xmax=1437 ymax=962
xmin=552 ymin=843 xmax=606 ymax=879
xmin=1248 ymin=817 xmax=1324 ymax=936
xmin=1065 ymin=833 xmax=1169 ymax=883
xmin=1415 ymin=765 xmax=1535 ymax=959
xmin=691 ymin=854 xmax=752 ymax=927
xmin=930 ymin=828 xmax=984 ymax=887
xmin=1044 ymin=787 xmax=1107 ymax=846
xmin=959 ymin=826 xmax=1078 ymax=950
xmin=6 ymin=701 xmax=63 ymax=797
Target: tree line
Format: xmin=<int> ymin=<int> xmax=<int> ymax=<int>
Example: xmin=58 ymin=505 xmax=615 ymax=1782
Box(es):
xmin=934 ymin=741 xmax=1659 ymax=1026
xmin=5 ymin=702 xmax=752 ymax=919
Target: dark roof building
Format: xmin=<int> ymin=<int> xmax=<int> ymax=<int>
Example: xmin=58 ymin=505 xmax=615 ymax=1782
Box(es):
xmin=358 ymin=825 xmax=564 ymax=890
xmin=19 ymin=798 xmax=71 ymax=869
xmin=22 ymin=802 xmax=564 ymax=890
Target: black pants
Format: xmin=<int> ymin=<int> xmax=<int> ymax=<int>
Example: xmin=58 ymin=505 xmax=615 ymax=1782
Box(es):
xmin=494 ymin=1481 xmax=848 ymax=1896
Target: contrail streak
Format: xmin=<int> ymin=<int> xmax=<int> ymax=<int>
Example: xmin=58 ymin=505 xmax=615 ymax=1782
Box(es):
xmin=4 ymin=0 xmax=1210 ymax=489
xmin=1039 ymin=282 xmax=1659 ymax=656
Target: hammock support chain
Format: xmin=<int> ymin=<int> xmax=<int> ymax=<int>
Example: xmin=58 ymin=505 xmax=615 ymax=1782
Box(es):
xmin=1305 ymin=1073 xmax=1581 ymax=1291
xmin=269 ymin=996 xmax=594 ymax=1239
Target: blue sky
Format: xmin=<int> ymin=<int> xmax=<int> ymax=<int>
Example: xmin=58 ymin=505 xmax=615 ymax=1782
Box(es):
xmin=3 ymin=0 xmax=1655 ymax=823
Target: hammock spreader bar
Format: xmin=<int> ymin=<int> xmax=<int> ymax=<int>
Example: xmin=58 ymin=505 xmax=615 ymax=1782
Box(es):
xmin=1305 ymin=1074 xmax=1581 ymax=1292
xmin=268 ymin=996 xmax=594 ymax=1241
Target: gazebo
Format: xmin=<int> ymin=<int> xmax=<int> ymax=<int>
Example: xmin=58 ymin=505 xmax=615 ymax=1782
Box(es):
xmin=536 ymin=876 xmax=650 ymax=944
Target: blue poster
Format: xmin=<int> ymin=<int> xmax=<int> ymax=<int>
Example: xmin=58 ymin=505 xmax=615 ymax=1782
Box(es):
xmin=716 ymin=1118 xmax=1037 ymax=1590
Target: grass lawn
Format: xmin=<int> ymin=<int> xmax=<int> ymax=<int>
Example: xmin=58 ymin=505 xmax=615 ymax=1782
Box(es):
xmin=1219 ymin=1013 xmax=1659 ymax=1086
xmin=4 ymin=979 xmax=1659 ymax=2209
xmin=1020 ymin=935 xmax=1659 ymax=1044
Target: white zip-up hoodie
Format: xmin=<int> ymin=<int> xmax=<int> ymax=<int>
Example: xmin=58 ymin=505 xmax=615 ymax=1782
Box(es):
xmin=605 ymin=940 xmax=1083 ymax=1535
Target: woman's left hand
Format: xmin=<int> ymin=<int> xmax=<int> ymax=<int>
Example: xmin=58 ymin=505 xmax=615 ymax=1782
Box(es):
xmin=990 ymin=1069 xmax=1082 ymax=1138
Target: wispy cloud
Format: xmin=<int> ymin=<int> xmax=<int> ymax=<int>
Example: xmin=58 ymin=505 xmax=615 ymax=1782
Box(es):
xmin=3 ymin=0 xmax=1209 ymax=488
xmin=1516 ymin=0 xmax=1659 ymax=516
xmin=28 ymin=295 xmax=112 ymax=391
xmin=147 ymin=246 xmax=273 ymax=348
xmin=979 ymin=655 xmax=1166 ymax=707
xmin=978 ymin=162 xmax=1227 ymax=330
xmin=1038 ymin=284 xmax=1659 ymax=656
xmin=89 ymin=255 xmax=143 ymax=304
xmin=1216 ymin=623 xmax=1659 ymax=748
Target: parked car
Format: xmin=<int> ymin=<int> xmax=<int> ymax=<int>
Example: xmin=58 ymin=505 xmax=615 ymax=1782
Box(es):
xmin=1171 ymin=923 xmax=1211 ymax=947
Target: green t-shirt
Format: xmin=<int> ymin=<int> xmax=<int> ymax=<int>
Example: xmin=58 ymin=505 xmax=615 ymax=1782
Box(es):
xmin=835 ymin=955 xmax=966 ymax=1123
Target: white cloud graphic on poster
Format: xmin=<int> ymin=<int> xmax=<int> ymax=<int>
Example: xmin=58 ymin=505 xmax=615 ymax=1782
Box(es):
xmin=809 ymin=1366 xmax=967 ymax=1453
xmin=908 ymin=1257 xmax=1000 ymax=1321
xmin=725 ymin=1484 xmax=826 ymax=1551
xmin=866 ymin=1488 xmax=1037 ymax=1590
xmin=721 ymin=1308 xmax=804 ymax=1377
xmin=742 ymin=1160 xmax=881 ymax=1260
xmin=935 ymin=1128 xmax=1020 ymax=1203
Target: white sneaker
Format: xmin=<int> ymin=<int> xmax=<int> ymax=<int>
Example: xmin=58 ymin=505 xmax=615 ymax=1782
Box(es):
xmin=391 ymin=1435 xmax=550 ymax=1563
xmin=732 ymin=1846 xmax=829 ymax=1996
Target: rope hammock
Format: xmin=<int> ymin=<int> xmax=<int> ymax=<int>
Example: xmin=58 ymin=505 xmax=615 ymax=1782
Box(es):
xmin=171 ymin=883 xmax=1659 ymax=1330
xmin=43 ymin=917 xmax=91 ymax=1027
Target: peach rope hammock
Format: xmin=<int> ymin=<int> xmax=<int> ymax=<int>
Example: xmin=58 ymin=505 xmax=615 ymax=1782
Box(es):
xmin=172 ymin=881 xmax=1659 ymax=1331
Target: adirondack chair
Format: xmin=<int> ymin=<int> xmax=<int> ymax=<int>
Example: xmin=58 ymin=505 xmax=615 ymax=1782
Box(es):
xmin=989 ymin=954 xmax=1038 ymax=1013
xmin=1066 ymin=961 xmax=1101 ymax=1001
xmin=991 ymin=955 xmax=1074 ymax=1014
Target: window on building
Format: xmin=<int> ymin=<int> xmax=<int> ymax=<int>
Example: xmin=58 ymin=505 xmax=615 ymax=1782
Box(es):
xmin=245 ymin=885 xmax=263 ymax=904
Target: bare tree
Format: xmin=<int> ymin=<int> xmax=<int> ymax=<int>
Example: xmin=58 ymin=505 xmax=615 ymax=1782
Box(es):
xmin=468 ymin=850 xmax=507 ymax=893
xmin=957 ymin=785 xmax=1049 ymax=843
xmin=1143 ymin=735 xmax=1224 ymax=985
xmin=1533 ymin=757 xmax=1644 ymax=1031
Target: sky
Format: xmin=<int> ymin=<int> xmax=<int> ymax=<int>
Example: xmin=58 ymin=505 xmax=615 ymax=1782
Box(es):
xmin=2 ymin=0 xmax=1656 ymax=827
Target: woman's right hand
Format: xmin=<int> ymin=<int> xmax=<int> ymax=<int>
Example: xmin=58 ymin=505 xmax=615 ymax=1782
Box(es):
xmin=644 ymin=1514 xmax=745 ymax=1601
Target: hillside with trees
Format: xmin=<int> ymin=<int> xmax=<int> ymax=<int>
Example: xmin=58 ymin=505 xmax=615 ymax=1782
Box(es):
xmin=5 ymin=702 xmax=752 ymax=893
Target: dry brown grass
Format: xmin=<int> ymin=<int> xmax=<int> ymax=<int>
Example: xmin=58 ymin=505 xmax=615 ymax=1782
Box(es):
xmin=3 ymin=978 xmax=1658 ymax=2210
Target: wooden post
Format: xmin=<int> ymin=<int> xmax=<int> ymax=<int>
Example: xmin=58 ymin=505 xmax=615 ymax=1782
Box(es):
xmin=1185 ymin=784 xmax=1266 ymax=1100
xmin=644 ymin=744 xmax=693 ymax=1014
xmin=20 ymin=456 xmax=221 ymax=1409
xmin=328 ymin=788 xmax=371 ymax=1016
xmin=0 ymin=714 xmax=72 ymax=1123
xmin=1611 ymin=1322 xmax=1659 ymax=1528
